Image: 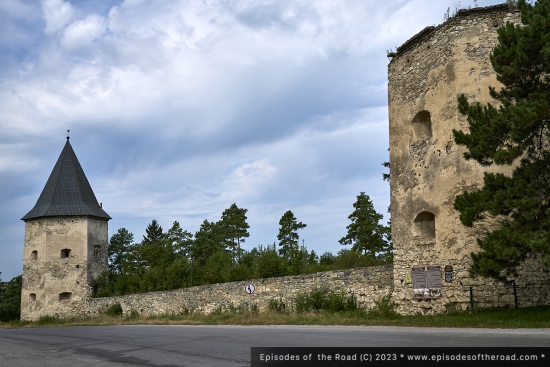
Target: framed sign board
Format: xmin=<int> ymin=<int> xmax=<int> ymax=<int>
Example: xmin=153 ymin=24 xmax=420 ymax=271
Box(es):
xmin=412 ymin=266 xmax=442 ymax=299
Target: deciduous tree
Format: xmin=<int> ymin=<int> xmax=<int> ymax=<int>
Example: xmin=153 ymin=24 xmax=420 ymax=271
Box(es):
xmin=0 ymin=275 xmax=22 ymax=321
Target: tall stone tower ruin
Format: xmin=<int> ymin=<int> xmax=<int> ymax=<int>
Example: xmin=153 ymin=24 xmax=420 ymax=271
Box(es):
xmin=388 ymin=4 xmax=550 ymax=314
xmin=21 ymin=137 xmax=110 ymax=321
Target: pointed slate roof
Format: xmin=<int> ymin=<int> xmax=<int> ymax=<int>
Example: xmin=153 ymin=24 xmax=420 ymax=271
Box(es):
xmin=22 ymin=138 xmax=111 ymax=221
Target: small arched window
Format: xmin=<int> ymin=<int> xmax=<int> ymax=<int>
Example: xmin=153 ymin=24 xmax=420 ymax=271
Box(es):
xmin=59 ymin=292 xmax=72 ymax=301
xmin=29 ymin=293 xmax=36 ymax=302
xmin=411 ymin=110 xmax=432 ymax=141
xmin=31 ymin=250 xmax=37 ymax=260
xmin=412 ymin=211 xmax=436 ymax=245
xmin=60 ymin=249 xmax=71 ymax=258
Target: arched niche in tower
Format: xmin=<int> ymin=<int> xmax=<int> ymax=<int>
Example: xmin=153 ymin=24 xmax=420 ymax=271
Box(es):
xmin=59 ymin=292 xmax=72 ymax=301
xmin=412 ymin=211 xmax=435 ymax=246
xmin=411 ymin=110 xmax=432 ymax=141
xmin=409 ymin=110 xmax=432 ymax=160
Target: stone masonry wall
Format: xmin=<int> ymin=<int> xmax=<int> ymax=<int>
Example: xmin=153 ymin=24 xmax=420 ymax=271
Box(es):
xmin=88 ymin=266 xmax=393 ymax=317
xmin=22 ymin=217 xmax=93 ymax=321
xmin=388 ymin=4 xmax=550 ymax=315
xmin=21 ymin=216 xmax=109 ymax=321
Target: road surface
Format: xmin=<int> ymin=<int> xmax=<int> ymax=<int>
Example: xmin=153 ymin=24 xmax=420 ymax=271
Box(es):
xmin=1 ymin=325 xmax=549 ymax=366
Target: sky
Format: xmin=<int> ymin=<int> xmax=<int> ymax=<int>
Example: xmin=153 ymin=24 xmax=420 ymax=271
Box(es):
xmin=0 ymin=0 xmax=506 ymax=281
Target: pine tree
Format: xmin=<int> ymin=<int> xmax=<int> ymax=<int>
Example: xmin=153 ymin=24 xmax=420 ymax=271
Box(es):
xmin=453 ymin=0 xmax=550 ymax=279
xmin=191 ymin=219 xmax=226 ymax=265
xmin=166 ymin=221 xmax=194 ymax=260
xmin=220 ymin=203 xmax=250 ymax=263
xmin=277 ymin=210 xmax=306 ymax=258
xmin=109 ymin=228 xmax=134 ymax=274
xmin=339 ymin=192 xmax=391 ymax=260
xmin=133 ymin=219 xmax=166 ymax=270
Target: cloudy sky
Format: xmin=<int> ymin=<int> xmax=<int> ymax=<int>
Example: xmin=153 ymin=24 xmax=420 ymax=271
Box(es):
xmin=0 ymin=0 xmax=505 ymax=280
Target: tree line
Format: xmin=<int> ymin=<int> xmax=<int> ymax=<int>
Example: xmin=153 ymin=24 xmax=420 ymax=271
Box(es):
xmin=93 ymin=193 xmax=392 ymax=297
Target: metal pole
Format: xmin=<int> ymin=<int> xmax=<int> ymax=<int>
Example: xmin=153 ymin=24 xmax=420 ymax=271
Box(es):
xmin=469 ymin=287 xmax=474 ymax=310
xmin=513 ymin=280 xmax=518 ymax=309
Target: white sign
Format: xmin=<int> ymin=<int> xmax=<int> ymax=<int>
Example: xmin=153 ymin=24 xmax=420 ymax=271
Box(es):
xmin=244 ymin=283 xmax=255 ymax=294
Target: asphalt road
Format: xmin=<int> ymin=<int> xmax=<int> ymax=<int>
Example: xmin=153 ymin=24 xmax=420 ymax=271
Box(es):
xmin=1 ymin=325 xmax=549 ymax=366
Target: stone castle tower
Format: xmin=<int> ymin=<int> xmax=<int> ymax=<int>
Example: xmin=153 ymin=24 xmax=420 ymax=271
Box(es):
xmin=388 ymin=4 xmax=550 ymax=314
xmin=21 ymin=137 xmax=110 ymax=321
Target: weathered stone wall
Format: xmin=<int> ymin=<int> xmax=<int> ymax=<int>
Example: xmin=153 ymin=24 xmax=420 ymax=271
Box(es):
xmin=388 ymin=4 xmax=550 ymax=314
xmin=88 ymin=266 xmax=393 ymax=317
xmin=87 ymin=218 xmax=109 ymax=282
xmin=21 ymin=216 xmax=108 ymax=321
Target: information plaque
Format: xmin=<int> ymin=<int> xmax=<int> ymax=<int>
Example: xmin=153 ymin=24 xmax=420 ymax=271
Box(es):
xmin=412 ymin=266 xmax=441 ymax=298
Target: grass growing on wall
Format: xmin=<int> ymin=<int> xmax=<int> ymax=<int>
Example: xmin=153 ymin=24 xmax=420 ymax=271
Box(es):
xmin=2 ymin=305 xmax=550 ymax=329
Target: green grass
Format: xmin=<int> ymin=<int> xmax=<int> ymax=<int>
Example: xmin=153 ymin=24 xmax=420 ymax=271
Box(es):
xmin=2 ymin=306 xmax=550 ymax=329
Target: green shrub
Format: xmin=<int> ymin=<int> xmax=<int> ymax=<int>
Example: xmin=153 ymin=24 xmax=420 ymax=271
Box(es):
xmin=105 ymin=303 xmax=123 ymax=317
xmin=295 ymin=288 xmax=359 ymax=313
xmin=268 ymin=298 xmax=286 ymax=313
xmin=256 ymin=248 xmax=285 ymax=278
xmin=367 ymin=294 xmax=399 ymax=319
xmin=227 ymin=303 xmax=244 ymax=314
xmin=326 ymin=291 xmax=358 ymax=312
xmin=37 ymin=315 xmax=60 ymax=325
xmin=126 ymin=309 xmax=140 ymax=319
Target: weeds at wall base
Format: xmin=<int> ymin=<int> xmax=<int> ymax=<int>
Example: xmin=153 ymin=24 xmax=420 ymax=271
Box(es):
xmin=2 ymin=305 xmax=550 ymax=329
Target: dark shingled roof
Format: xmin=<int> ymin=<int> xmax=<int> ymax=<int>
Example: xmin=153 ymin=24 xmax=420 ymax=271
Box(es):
xmin=22 ymin=138 xmax=111 ymax=221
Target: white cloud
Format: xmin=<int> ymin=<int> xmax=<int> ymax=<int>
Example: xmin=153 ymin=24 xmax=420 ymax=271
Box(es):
xmin=61 ymin=14 xmax=107 ymax=49
xmin=222 ymin=160 xmax=276 ymax=200
xmin=41 ymin=0 xmax=75 ymax=35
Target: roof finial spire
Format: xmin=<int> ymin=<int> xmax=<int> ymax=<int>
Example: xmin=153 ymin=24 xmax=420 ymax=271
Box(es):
xmin=67 ymin=130 xmax=70 ymax=140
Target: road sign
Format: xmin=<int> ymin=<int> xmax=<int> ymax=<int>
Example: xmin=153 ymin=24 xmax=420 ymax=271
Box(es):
xmin=244 ymin=283 xmax=255 ymax=294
